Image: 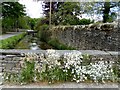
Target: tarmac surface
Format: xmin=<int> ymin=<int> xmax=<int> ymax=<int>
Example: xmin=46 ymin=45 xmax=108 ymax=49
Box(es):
xmin=0 ymin=32 xmax=23 ymax=40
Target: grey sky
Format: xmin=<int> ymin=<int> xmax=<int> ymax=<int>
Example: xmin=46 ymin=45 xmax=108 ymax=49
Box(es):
xmin=19 ymin=0 xmax=43 ymax=18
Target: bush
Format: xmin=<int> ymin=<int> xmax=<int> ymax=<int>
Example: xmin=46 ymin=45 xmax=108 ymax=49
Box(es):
xmin=78 ymin=18 xmax=94 ymax=25
xmin=0 ymin=33 xmax=26 ymax=49
xmin=37 ymin=24 xmax=50 ymax=42
xmin=48 ymin=38 xmax=75 ymax=50
xmin=20 ymin=60 xmax=35 ymax=83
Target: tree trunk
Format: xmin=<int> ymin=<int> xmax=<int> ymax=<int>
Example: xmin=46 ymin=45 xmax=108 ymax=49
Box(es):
xmin=103 ymin=2 xmax=110 ymax=23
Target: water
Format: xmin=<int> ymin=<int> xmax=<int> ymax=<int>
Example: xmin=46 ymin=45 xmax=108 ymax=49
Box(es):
xmin=30 ymin=42 xmax=40 ymax=50
xmin=15 ymin=35 xmax=54 ymax=50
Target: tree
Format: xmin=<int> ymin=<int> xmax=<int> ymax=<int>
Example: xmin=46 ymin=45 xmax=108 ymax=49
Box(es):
xmin=42 ymin=2 xmax=58 ymax=17
xmin=79 ymin=1 xmax=119 ymax=23
xmin=2 ymin=2 xmax=26 ymax=18
xmin=102 ymin=1 xmax=119 ymax=23
xmin=52 ymin=2 xmax=81 ymax=25
xmin=42 ymin=2 xmax=58 ymax=24
xmin=18 ymin=16 xmax=30 ymax=29
xmin=27 ymin=18 xmax=39 ymax=30
xmin=1 ymin=2 xmax=26 ymax=32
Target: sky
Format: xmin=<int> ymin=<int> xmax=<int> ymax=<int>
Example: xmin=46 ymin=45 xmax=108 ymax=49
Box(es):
xmin=18 ymin=0 xmax=43 ymax=18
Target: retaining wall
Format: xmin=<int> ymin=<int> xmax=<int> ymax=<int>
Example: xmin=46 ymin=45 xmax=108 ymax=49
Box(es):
xmin=51 ymin=23 xmax=119 ymax=51
xmin=0 ymin=50 xmax=119 ymax=74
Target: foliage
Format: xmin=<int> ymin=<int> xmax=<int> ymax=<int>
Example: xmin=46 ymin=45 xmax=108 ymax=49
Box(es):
xmin=4 ymin=73 xmax=20 ymax=84
xmin=14 ymin=35 xmax=30 ymax=49
xmin=102 ymin=1 xmax=118 ymax=23
xmin=27 ymin=18 xmax=39 ymax=30
xmin=2 ymin=2 xmax=26 ymax=18
xmin=81 ymin=1 xmax=119 ymax=23
xmin=0 ymin=33 xmax=26 ymax=49
xmin=20 ymin=60 xmax=35 ymax=83
xmin=0 ymin=19 xmax=2 ymax=34
xmin=112 ymin=59 xmax=120 ymax=83
xmin=52 ymin=2 xmax=81 ymax=25
xmin=2 ymin=18 xmax=15 ymax=32
xmin=48 ymin=38 xmax=76 ymax=50
xmin=18 ymin=16 xmax=31 ymax=29
xmin=79 ymin=1 xmax=119 ymax=23
xmin=34 ymin=18 xmax=47 ymax=30
xmin=42 ymin=2 xmax=81 ymax=25
xmin=42 ymin=2 xmax=63 ymax=24
xmin=18 ymin=16 xmax=39 ymax=30
xmin=36 ymin=24 xmax=49 ymax=42
xmin=78 ymin=18 xmax=94 ymax=25
xmin=1 ymin=2 xmax=26 ymax=33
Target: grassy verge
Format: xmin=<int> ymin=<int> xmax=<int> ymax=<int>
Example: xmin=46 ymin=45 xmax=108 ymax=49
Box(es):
xmin=47 ymin=38 xmax=76 ymax=50
xmin=0 ymin=33 xmax=26 ymax=49
xmin=14 ymin=35 xmax=30 ymax=49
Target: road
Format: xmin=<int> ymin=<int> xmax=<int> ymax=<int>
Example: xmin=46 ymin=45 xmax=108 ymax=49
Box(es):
xmin=0 ymin=32 xmax=23 ymax=40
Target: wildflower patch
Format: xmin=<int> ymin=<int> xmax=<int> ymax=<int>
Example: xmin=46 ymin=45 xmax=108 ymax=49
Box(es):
xmin=3 ymin=50 xmax=119 ymax=85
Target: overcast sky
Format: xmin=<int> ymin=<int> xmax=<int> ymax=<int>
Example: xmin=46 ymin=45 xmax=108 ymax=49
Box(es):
xmin=18 ymin=0 xmax=43 ymax=18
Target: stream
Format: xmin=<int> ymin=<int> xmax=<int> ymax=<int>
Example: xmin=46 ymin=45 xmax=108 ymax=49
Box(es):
xmin=15 ymin=34 xmax=54 ymax=50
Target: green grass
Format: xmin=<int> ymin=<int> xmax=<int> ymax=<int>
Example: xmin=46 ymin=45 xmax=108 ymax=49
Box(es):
xmin=0 ymin=33 xmax=26 ymax=49
xmin=14 ymin=35 xmax=30 ymax=49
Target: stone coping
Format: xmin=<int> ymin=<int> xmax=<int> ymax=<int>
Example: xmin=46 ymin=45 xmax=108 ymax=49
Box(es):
xmin=0 ymin=49 xmax=120 ymax=55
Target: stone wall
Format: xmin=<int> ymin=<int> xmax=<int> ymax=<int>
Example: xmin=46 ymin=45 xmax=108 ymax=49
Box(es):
xmin=0 ymin=55 xmax=22 ymax=74
xmin=51 ymin=23 xmax=119 ymax=51
xmin=0 ymin=50 xmax=119 ymax=74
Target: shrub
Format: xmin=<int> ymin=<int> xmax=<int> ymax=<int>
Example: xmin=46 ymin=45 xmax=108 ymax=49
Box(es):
xmin=0 ymin=33 xmax=26 ymax=49
xmin=78 ymin=18 xmax=94 ymax=25
xmin=37 ymin=24 xmax=50 ymax=42
xmin=20 ymin=60 xmax=35 ymax=84
xmin=48 ymin=38 xmax=75 ymax=50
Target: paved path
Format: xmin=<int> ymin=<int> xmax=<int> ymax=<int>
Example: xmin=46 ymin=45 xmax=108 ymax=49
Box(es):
xmin=0 ymin=32 xmax=23 ymax=40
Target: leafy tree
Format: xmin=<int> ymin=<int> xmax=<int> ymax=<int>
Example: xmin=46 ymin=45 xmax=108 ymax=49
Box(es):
xmin=1 ymin=2 xmax=26 ymax=33
xmin=28 ymin=18 xmax=39 ymax=30
xmin=34 ymin=17 xmax=47 ymax=30
xmin=18 ymin=16 xmax=30 ymax=29
xmin=81 ymin=1 xmax=119 ymax=23
xmin=52 ymin=2 xmax=81 ymax=25
xmin=80 ymin=0 xmax=119 ymax=23
xmin=102 ymin=1 xmax=119 ymax=22
xmin=2 ymin=2 xmax=26 ymax=18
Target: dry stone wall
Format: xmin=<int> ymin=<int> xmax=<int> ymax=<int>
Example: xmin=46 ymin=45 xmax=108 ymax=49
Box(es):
xmin=0 ymin=50 xmax=119 ymax=74
xmin=51 ymin=23 xmax=119 ymax=51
